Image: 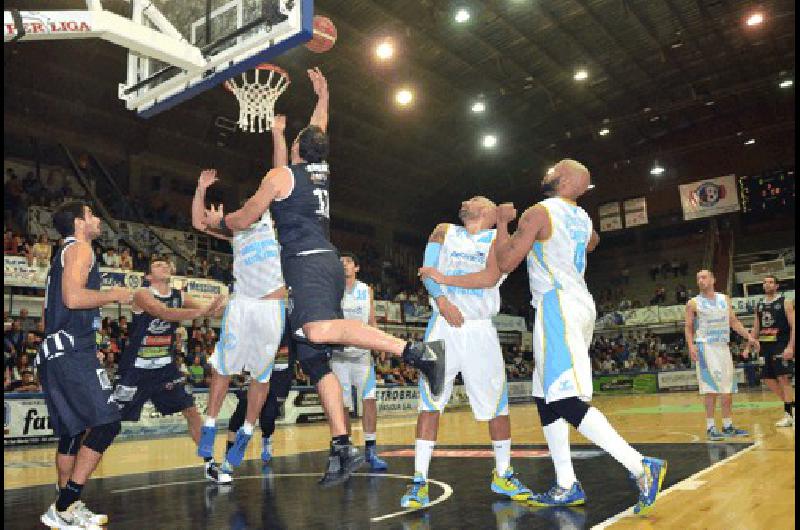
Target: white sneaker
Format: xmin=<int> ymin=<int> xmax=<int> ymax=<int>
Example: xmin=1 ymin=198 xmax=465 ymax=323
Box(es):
xmin=205 ymin=461 xmax=232 ymax=484
xmin=775 ymin=414 xmax=794 ymax=427
xmin=40 ymin=502 xmax=103 ymax=529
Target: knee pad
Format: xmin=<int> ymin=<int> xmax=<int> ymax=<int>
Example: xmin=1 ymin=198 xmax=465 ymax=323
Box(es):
xmin=82 ymin=421 xmax=121 ymax=454
xmin=534 ymin=397 xmax=560 ymax=427
xmin=549 ymin=397 xmax=590 ymax=428
xmin=299 ymin=352 xmax=331 ymax=386
xmin=58 ymin=432 xmax=85 ymax=456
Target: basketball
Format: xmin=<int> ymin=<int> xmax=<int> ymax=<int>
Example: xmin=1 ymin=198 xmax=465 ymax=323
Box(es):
xmin=305 ymin=15 xmax=337 ymax=53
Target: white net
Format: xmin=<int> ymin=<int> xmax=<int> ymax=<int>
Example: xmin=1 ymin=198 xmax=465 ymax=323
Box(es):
xmin=225 ymin=66 xmax=290 ymax=133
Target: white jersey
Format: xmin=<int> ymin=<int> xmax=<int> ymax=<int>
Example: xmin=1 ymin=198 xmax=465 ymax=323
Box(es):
xmin=435 ymin=224 xmax=501 ymax=320
xmin=526 ymin=197 xmax=593 ymax=307
xmin=232 ymin=210 xmax=284 ymax=299
xmin=692 ymin=293 xmax=730 ymax=344
xmin=339 ymin=280 xmax=371 ymax=359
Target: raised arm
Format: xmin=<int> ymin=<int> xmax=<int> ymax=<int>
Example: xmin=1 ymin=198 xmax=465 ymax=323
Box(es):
xmin=62 ymin=242 xmax=132 ymax=309
xmin=272 ymin=114 xmax=289 ymax=168
xmin=205 ymin=167 xmax=293 ymax=232
xmin=495 ymin=203 xmax=550 ymax=273
xmin=419 ymin=241 xmax=502 ymax=289
xmin=307 ymin=68 xmax=329 ymax=132
xmin=192 ymin=169 xmax=232 ymax=241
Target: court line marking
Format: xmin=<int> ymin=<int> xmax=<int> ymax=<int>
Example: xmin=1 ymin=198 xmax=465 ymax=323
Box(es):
xmin=110 ymin=472 xmax=453 ymax=523
xmin=590 ymin=441 xmax=761 ymax=530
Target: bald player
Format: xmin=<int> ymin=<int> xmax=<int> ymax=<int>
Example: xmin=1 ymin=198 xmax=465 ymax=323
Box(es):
xmin=405 ymin=196 xmax=533 ymax=508
xmin=685 ymin=269 xmax=759 ymax=440
xmin=492 ymin=160 xmax=666 ymax=515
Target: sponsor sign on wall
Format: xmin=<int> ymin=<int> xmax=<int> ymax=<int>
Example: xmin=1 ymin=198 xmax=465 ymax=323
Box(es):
xmin=598 ymin=202 xmax=623 ymax=232
xmin=679 ymin=175 xmax=740 ymax=220
xmin=623 ymin=197 xmax=648 ymax=227
xmin=657 ymin=368 xmax=746 ymax=392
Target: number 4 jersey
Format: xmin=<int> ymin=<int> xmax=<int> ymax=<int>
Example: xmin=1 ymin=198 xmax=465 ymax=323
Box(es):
xmin=271 ymin=162 xmax=335 ymax=257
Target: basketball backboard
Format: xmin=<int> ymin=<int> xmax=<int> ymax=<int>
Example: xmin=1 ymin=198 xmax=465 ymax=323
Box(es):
xmin=119 ymin=0 xmax=312 ymax=118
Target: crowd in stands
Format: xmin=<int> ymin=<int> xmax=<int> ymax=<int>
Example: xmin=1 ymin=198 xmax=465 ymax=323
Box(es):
xmin=593 ymin=259 xmax=694 ymax=315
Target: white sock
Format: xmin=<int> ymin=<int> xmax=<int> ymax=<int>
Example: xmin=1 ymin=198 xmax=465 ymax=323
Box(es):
xmin=204 ymin=417 xmax=216 ymax=428
xmin=242 ymin=421 xmax=254 ymax=435
xmin=492 ymin=439 xmax=511 ymax=475
xmin=415 ymin=439 xmax=436 ymax=479
xmin=543 ymin=419 xmax=577 ymax=489
xmin=364 ymin=432 xmax=377 ymax=442
xmin=722 ymin=417 xmax=733 ymax=429
xmin=577 ymin=407 xmax=644 ymax=477
xmin=706 ymin=418 xmax=716 ymax=430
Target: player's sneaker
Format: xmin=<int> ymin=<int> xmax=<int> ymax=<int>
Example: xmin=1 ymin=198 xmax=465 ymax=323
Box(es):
xmin=40 ymin=502 xmax=103 ymax=529
xmin=400 ymin=473 xmax=430 ymax=508
xmin=205 ymin=461 xmax=233 ymax=484
xmin=198 ymin=425 xmax=216 ymax=458
xmin=225 ymin=428 xmax=253 ymax=467
xmin=527 ymin=481 xmax=586 ymax=507
xmin=632 ymin=457 xmax=667 ymax=515
xmin=490 ymin=467 xmax=532 ymax=501
xmin=775 ymin=413 xmax=794 ymax=428
xmin=402 ymin=340 xmax=447 ymax=397
xmin=707 ymin=427 xmax=725 ymax=441
xmin=721 ymin=425 xmax=749 ymax=437
xmin=261 ymin=437 xmax=272 ymax=463
xmin=366 ymin=445 xmax=388 ymax=471
xmin=319 ymin=443 xmax=365 ymax=487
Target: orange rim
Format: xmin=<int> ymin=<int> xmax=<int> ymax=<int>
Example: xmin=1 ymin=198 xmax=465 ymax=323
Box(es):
xmin=223 ymin=63 xmax=290 ymax=92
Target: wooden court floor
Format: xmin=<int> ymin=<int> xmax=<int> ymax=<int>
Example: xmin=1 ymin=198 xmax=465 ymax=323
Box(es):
xmin=4 ymin=389 xmax=795 ymax=529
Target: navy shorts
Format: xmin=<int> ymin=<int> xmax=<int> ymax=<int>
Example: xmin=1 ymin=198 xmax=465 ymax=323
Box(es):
xmin=282 ymin=251 xmax=345 ymax=337
xmin=761 ymin=342 xmax=794 ymax=379
xmin=114 ymin=363 xmax=195 ymax=421
xmin=39 ymin=348 xmax=121 ymax=437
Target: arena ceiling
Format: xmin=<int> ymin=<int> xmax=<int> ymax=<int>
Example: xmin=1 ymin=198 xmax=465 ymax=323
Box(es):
xmin=3 ymin=0 xmax=796 ymax=233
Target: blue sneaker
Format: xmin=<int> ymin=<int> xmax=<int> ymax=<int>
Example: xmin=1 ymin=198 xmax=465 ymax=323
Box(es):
xmin=366 ymin=445 xmax=388 ymax=471
xmin=261 ymin=437 xmax=272 ymax=463
xmin=225 ymin=428 xmax=253 ymax=467
xmin=633 ymin=457 xmax=667 ymax=515
xmin=491 ymin=467 xmax=532 ymax=501
xmin=198 ymin=426 xmax=216 ymax=458
xmin=527 ymin=481 xmax=586 ymax=507
xmin=721 ymin=425 xmax=749 ymax=437
xmin=707 ymin=427 xmax=725 ymax=441
xmin=400 ymin=473 xmax=429 ymax=508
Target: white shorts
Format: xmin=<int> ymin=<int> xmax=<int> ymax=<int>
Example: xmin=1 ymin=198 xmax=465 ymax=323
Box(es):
xmin=532 ymin=288 xmax=596 ymax=403
xmin=330 ymin=353 xmax=377 ymax=409
xmin=696 ymin=342 xmax=737 ymax=394
xmin=209 ymin=297 xmax=284 ymax=383
xmin=418 ymin=316 xmax=508 ymax=421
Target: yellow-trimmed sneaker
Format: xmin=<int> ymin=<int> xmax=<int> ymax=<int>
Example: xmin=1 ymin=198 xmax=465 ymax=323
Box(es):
xmin=400 ymin=473 xmax=430 ymax=508
xmin=491 ymin=467 xmax=533 ymax=501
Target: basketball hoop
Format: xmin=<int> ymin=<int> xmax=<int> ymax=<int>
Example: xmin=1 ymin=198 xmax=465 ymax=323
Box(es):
xmin=224 ymin=64 xmax=290 ymax=133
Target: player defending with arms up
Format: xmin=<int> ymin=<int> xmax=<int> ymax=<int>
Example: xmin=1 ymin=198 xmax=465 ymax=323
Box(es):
xmin=493 ymin=160 xmax=666 ymax=515
xmin=201 ymin=68 xmax=446 ymax=486
xmin=686 ymin=269 xmax=759 ymax=440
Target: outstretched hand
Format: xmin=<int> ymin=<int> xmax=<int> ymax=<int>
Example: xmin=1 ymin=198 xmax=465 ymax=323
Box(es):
xmin=203 ymin=203 xmax=224 ymax=229
xmin=497 ymin=203 xmax=517 ymax=224
xmin=308 ymin=67 xmax=328 ymax=97
xmin=198 ymin=169 xmax=218 ymax=190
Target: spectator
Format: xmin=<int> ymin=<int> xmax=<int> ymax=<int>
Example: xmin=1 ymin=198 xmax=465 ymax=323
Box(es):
xmin=119 ymin=248 xmax=133 ymax=270
xmin=187 ymin=356 xmax=206 ymax=387
xmin=209 ymin=256 xmax=225 ymax=282
xmin=175 ymin=324 xmax=188 ymax=355
xmin=133 ymin=250 xmax=148 ymax=272
xmin=175 ymin=354 xmax=189 ymax=379
xmin=3 ymin=311 xmax=12 ymax=331
xmin=670 ymin=259 xmax=681 ymax=278
xmin=18 ymin=308 xmax=35 ymax=335
xmin=7 ymin=369 xmax=39 ymax=392
xmin=4 ymin=229 xmax=16 ymax=254
xmin=103 ymin=247 xmax=120 ymax=268
xmin=676 ymin=284 xmax=688 ymax=305
xmin=6 ymin=320 xmax=25 ymax=352
xmin=31 ymin=234 xmax=52 ymax=268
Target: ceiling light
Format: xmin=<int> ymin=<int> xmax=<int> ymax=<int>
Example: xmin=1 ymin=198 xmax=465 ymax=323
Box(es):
xmin=779 ymin=79 xmax=793 ymax=88
xmin=650 ymin=164 xmax=665 ymax=176
xmin=394 ymin=88 xmax=413 ymax=106
xmin=454 ymin=8 xmax=471 ymax=23
xmin=598 ymin=128 xmax=610 ymax=136
xmin=746 ymin=12 xmax=764 ymax=26
xmin=574 ymin=69 xmax=588 ymax=81
xmin=587 ymin=184 xmax=596 ymax=190
xmin=744 ymin=138 xmax=756 ymax=145
xmin=375 ymin=40 xmax=394 ymax=60
xmin=482 ymin=134 xmax=497 ymax=148
xmin=705 ymin=100 xmax=715 ymax=106
xmin=471 ymin=101 xmax=486 ymax=113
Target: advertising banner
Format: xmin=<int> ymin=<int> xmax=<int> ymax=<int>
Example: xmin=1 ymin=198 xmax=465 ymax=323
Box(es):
xmin=598 ymin=202 xmax=623 ymax=232
xmin=657 ymin=368 xmax=746 ymax=392
xmin=3 ymin=256 xmax=48 ymax=287
xmin=623 ymin=197 xmax=648 ymax=227
xmin=593 ymin=373 xmax=658 ymax=395
xmin=679 ymin=175 xmax=740 ymax=220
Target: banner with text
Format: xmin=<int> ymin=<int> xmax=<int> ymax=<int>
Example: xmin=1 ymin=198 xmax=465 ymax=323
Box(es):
xmin=598 ymin=202 xmax=623 ymax=232
xmin=623 ymin=197 xmax=648 ymax=227
xmin=679 ymin=175 xmax=740 ymax=220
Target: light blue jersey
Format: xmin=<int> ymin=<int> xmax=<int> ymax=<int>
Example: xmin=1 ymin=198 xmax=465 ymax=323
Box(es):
xmin=232 ymin=211 xmax=283 ymax=299
xmin=692 ymin=293 xmax=731 ymax=344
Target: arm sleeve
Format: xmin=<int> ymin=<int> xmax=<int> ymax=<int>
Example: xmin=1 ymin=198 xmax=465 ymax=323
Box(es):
xmin=422 ymin=242 xmax=444 ymax=299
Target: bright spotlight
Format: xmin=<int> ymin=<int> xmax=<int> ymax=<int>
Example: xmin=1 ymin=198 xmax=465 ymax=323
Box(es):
xmin=375 ymin=40 xmax=394 ymax=60
xmin=746 ymin=12 xmax=764 ymax=26
xmin=650 ymin=164 xmax=665 ymax=176
xmin=598 ymin=128 xmax=610 ymax=136
xmin=744 ymin=138 xmax=756 ymax=145
xmin=574 ymin=69 xmax=589 ymax=81
xmin=395 ymin=88 xmax=413 ymax=106
xmin=455 ymin=8 xmax=471 ymax=23
xmin=779 ymin=79 xmax=793 ymax=88
xmin=471 ymin=101 xmax=486 ymax=113
xmin=482 ymin=134 xmax=497 ymax=148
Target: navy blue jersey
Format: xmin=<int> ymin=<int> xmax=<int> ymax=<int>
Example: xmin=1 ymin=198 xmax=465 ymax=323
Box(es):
xmin=271 ymin=162 xmax=335 ymax=256
xmin=120 ymin=287 xmax=183 ymax=371
xmin=757 ymin=296 xmax=791 ymax=344
xmin=42 ymin=237 xmax=102 ymax=356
